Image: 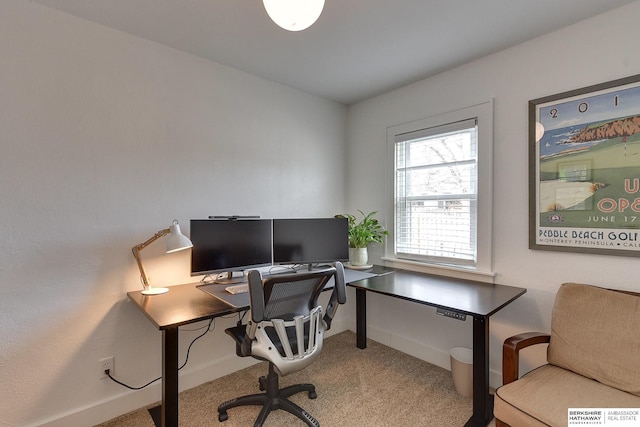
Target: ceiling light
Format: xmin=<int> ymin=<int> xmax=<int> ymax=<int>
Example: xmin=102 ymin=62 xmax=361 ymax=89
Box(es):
xmin=535 ymin=122 xmax=545 ymax=142
xmin=263 ymin=0 xmax=325 ymax=32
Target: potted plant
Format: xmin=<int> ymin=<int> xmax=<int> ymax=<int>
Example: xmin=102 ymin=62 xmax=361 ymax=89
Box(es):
xmin=335 ymin=210 xmax=388 ymax=267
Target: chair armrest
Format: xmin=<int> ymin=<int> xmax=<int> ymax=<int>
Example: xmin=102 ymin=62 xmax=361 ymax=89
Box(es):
xmin=502 ymin=332 xmax=550 ymax=385
xmin=323 ymin=261 xmax=347 ymax=330
xmin=248 ymin=270 xmax=265 ymax=322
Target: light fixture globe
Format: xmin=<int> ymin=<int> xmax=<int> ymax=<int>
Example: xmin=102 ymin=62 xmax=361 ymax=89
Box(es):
xmin=263 ymin=0 xmax=325 ymax=31
xmin=535 ymin=121 xmax=545 ymax=142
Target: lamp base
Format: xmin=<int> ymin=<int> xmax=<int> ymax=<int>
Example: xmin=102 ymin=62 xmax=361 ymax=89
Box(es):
xmin=142 ymin=287 xmax=169 ymax=295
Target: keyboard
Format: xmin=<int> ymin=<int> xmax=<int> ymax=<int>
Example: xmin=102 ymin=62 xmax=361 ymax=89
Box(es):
xmin=225 ymin=284 xmax=249 ymax=295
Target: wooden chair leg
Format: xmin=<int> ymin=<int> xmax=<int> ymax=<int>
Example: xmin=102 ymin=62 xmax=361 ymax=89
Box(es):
xmin=495 ymin=419 xmax=510 ymax=427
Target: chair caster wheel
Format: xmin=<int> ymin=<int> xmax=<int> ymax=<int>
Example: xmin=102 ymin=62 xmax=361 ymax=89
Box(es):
xmin=309 ymin=390 xmax=317 ymax=399
xmin=218 ymin=411 xmax=228 ymax=422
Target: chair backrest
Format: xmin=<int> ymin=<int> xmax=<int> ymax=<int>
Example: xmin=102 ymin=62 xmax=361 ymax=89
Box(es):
xmin=243 ymin=262 xmax=346 ymax=376
xmin=548 ymin=282 xmax=640 ymax=396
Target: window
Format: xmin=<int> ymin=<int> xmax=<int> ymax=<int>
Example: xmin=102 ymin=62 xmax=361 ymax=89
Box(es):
xmin=395 ymin=119 xmax=477 ymax=266
xmin=386 ymin=101 xmax=494 ymax=276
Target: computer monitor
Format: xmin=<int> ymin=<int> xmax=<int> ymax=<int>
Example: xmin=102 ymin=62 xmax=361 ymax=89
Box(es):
xmin=190 ymin=219 xmax=273 ymax=283
xmin=273 ymin=218 xmax=349 ymax=270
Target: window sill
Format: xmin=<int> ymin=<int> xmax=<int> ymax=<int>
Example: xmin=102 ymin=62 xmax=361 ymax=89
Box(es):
xmin=380 ymin=257 xmax=496 ymax=284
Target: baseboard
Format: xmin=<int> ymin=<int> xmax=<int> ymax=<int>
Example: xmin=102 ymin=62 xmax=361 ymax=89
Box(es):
xmin=359 ymin=324 xmax=502 ymax=390
xmin=28 ymin=386 xmax=158 ymax=427
xmin=31 ymin=317 xmax=353 ymax=426
xmin=31 ymin=353 xmax=259 ymax=426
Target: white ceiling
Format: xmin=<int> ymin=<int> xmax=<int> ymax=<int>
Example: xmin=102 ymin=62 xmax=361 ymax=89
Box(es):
xmin=31 ymin=0 xmax=636 ymax=105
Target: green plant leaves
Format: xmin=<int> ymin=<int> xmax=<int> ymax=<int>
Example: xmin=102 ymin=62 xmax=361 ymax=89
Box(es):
xmin=335 ymin=210 xmax=389 ymax=248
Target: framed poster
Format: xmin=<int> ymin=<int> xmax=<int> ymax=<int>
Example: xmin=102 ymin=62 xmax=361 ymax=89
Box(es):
xmin=530 ymin=74 xmax=640 ymax=256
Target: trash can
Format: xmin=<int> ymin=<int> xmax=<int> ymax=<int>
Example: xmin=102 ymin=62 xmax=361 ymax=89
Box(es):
xmin=450 ymin=347 xmax=473 ymax=397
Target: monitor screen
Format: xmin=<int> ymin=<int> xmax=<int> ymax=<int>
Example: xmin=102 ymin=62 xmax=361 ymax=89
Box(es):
xmin=190 ymin=219 xmax=273 ymax=277
xmin=273 ymin=218 xmax=349 ymax=266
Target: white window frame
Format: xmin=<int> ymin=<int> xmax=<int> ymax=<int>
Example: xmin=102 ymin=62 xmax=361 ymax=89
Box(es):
xmin=384 ymin=100 xmax=495 ymax=281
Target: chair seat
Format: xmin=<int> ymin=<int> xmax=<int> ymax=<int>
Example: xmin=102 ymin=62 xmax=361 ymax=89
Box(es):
xmin=227 ymin=324 xmax=315 ymax=358
xmin=495 ymin=364 xmax=640 ymax=427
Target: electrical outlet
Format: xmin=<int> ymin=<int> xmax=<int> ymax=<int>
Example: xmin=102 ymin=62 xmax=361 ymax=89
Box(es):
xmin=99 ymin=356 xmax=114 ymax=379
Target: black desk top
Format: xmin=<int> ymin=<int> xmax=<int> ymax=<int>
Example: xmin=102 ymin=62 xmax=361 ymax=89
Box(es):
xmin=127 ymin=282 xmax=242 ymax=329
xmin=348 ymin=269 xmax=526 ymax=316
xmin=128 ymin=267 xmax=526 ymax=329
xmin=126 ymin=267 xmax=379 ymax=329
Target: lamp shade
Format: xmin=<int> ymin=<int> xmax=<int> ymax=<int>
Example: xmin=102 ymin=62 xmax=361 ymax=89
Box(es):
xmin=132 ymin=220 xmax=193 ymax=295
xmin=166 ymin=222 xmax=193 ymax=253
xmin=263 ymin=0 xmax=325 ymax=31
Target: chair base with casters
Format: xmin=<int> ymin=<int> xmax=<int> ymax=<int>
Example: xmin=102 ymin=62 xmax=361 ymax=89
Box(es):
xmin=217 ymin=362 xmax=319 ymax=427
xmin=217 ymin=263 xmax=346 ymax=427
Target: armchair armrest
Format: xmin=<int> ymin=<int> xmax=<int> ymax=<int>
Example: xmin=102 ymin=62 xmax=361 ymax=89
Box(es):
xmin=502 ymin=332 xmax=550 ymax=385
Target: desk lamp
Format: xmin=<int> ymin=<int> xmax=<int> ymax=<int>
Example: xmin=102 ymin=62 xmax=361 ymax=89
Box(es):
xmin=132 ymin=220 xmax=193 ymax=295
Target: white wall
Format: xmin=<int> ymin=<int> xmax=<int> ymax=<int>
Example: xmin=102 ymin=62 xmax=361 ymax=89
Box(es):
xmin=346 ymin=0 xmax=640 ymax=384
xmin=0 ymin=1 xmax=346 ymax=426
xmin=4 ymin=0 xmax=640 ymax=425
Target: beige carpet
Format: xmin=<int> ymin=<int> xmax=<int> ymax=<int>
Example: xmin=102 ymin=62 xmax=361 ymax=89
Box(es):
xmin=97 ymin=331 xmax=495 ymax=426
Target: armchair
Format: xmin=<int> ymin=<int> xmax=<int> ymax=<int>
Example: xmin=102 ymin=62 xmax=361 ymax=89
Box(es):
xmin=217 ymin=262 xmax=346 ymax=427
xmin=495 ymin=283 xmax=640 ymax=427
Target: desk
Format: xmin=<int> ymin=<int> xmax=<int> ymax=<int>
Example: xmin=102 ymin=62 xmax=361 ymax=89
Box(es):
xmin=128 ymin=268 xmax=525 ymax=427
xmin=348 ymin=269 xmax=526 ymax=427
xmin=126 ymin=268 xmax=375 ymax=427
xmin=127 ymin=283 xmax=243 ymax=427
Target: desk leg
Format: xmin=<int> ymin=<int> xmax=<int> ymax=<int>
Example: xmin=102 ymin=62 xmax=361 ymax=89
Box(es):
xmin=162 ymin=327 xmax=179 ymax=427
xmin=465 ymin=315 xmax=492 ymax=427
xmin=355 ymin=288 xmax=367 ymax=349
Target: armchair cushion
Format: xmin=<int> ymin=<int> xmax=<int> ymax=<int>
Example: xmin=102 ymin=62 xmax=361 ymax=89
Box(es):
xmin=495 ymin=364 xmax=640 ymax=427
xmin=548 ymin=283 xmax=640 ymax=396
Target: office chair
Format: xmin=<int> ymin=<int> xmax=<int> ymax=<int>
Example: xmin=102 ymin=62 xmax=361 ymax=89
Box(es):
xmin=217 ymin=262 xmax=347 ymax=427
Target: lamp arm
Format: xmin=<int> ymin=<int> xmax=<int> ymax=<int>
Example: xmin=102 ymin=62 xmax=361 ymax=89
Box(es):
xmin=131 ymin=228 xmax=170 ymax=287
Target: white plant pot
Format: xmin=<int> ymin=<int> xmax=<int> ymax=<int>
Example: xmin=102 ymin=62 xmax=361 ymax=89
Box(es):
xmin=349 ymin=247 xmax=368 ymax=266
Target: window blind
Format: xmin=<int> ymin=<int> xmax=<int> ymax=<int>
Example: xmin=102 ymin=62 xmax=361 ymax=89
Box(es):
xmin=394 ymin=118 xmax=478 ymax=266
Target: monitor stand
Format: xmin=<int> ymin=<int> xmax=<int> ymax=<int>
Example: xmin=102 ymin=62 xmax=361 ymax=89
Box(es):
xmin=298 ymin=263 xmax=332 ymax=272
xmin=214 ymin=271 xmax=247 ymax=285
